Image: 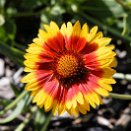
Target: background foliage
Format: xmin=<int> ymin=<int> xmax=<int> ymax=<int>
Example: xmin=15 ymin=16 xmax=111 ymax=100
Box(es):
xmin=0 ymin=0 xmax=131 ymax=131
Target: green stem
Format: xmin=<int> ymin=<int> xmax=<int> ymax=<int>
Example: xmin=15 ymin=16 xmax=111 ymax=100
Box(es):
xmin=0 ymin=42 xmax=24 ymax=66
xmin=41 ymin=112 xmax=52 ymax=131
xmin=15 ymin=113 xmax=31 ymax=131
xmin=115 ymin=0 xmax=131 ymax=10
xmin=0 ymin=91 xmax=28 ymax=115
xmin=15 ymin=106 xmax=37 ymax=131
xmin=109 ymin=93 xmax=131 ymax=100
xmin=121 ymin=14 xmax=128 ymax=36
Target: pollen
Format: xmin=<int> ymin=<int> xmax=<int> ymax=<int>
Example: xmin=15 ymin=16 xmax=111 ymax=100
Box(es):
xmin=56 ymin=55 xmax=79 ymax=78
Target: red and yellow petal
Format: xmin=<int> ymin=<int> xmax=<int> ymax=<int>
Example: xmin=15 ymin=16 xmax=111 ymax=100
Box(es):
xmin=22 ymin=21 xmax=116 ymax=116
xmin=60 ymin=21 xmax=73 ymax=39
xmin=37 ymin=21 xmax=60 ymax=44
xmin=84 ymin=46 xmax=116 ymax=70
xmin=87 ymin=26 xmax=98 ymax=42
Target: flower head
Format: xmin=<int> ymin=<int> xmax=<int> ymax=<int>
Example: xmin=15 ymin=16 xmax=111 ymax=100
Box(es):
xmin=21 ymin=21 xmax=116 ymax=116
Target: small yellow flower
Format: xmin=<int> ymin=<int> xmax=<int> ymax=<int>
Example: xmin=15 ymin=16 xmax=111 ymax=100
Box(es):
xmin=22 ymin=21 xmax=116 ymax=116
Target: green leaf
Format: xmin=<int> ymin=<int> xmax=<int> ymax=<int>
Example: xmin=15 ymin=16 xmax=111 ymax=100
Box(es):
xmin=11 ymin=83 xmax=20 ymax=96
xmin=0 ymin=42 xmax=24 ymax=66
xmin=0 ymin=94 xmax=29 ymax=124
xmin=126 ymin=12 xmax=131 ymax=34
xmin=40 ymin=113 xmax=52 ymax=131
xmin=0 ymin=99 xmax=11 ymax=108
xmin=34 ymin=109 xmax=46 ymax=130
xmin=4 ymin=19 xmax=16 ymax=41
xmin=0 ymin=26 xmax=6 ymax=41
xmin=101 ymin=0 xmax=125 ymax=17
xmin=0 ymin=19 xmax=16 ymax=43
xmin=80 ymin=0 xmax=126 ymax=24
xmin=0 ymin=91 xmax=28 ymax=115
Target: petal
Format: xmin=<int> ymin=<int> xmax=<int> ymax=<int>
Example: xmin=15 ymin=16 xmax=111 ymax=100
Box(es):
xmin=66 ymin=88 xmax=74 ymax=109
xmin=65 ymin=21 xmax=81 ymax=50
xmin=54 ymin=86 xmax=67 ymax=115
xmin=76 ymin=23 xmax=98 ymax=53
xmin=60 ymin=22 xmax=73 ymax=40
xmin=84 ymin=47 xmax=116 ymax=70
xmin=66 ymin=22 xmax=73 ymax=38
xmin=80 ymin=23 xmax=89 ymax=38
xmin=24 ymin=67 xmax=34 ymax=72
xmin=92 ymin=37 xmax=112 ymax=47
xmin=42 ymin=32 xmax=65 ymax=56
xmin=33 ymin=89 xmax=45 ymax=104
xmin=44 ymin=80 xmax=59 ymax=111
xmin=43 ymin=21 xmax=59 ymax=38
xmin=87 ymin=26 xmax=98 ymax=42
xmin=94 ymin=31 xmax=103 ymax=39
xmin=60 ymin=23 xmax=67 ymax=36
xmin=78 ymin=106 xmax=87 ymax=114
xmin=52 ymin=100 xmax=58 ymax=115
xmin=26 ymin=43 xmax=43 ymax=54
xmin=72 ymin=21 xmax=81 ymax=37
xmin=67 ymin=107 xmax=79 ymax=117
xmin=76 ymin=91 xmax=84 ymax=105
xmin=79 ymin=83 xmax=96 ymax=108
xmin=95 ymin=87 xmax=109 ymax=97
xmin=21 ymin=72 xmax=35 ymax=83
xmin=66 ymin=85 xmax=79 ymax=109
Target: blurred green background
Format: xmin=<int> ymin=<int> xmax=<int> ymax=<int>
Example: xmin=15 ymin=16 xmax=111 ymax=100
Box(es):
xmin=0 ymin=0 xmax=131 ymax=131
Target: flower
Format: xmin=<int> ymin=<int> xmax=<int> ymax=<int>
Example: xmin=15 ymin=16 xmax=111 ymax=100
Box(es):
xmin=21 ymin=21 xmax=116 ymax=116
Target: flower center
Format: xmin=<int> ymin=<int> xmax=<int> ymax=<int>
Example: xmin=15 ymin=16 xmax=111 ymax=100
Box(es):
xmin=53 ymin=51 xmax=88 ymax=87
xmin=56 ymin=55 xmax=79 ymax=78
